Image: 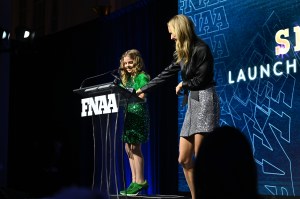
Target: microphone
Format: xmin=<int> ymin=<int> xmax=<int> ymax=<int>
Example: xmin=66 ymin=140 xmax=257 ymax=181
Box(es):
xmin=112 ymin=67 xmax=124 ymax=72
xmin=111 ymin=73 xmax=121 ymax=84
xmin=79 ymin=67 xmax=121 ymax=89
xmin=111 ymin=70 xmax=136 ymax=94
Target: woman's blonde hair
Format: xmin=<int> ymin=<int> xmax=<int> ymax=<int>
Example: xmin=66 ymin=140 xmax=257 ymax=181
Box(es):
xmin=119 ymin=49 xmax=145 ymax=85
xmin=167 ymin=14 xmax=197 ymax=65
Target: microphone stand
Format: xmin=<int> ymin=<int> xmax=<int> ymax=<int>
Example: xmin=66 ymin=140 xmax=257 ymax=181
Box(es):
xmin=79 ymin=68 xmax=119 ymax=89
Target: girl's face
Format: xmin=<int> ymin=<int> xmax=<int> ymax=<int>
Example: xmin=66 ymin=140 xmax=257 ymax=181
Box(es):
xmin=123 ymin=55 xmax=134 ymax=74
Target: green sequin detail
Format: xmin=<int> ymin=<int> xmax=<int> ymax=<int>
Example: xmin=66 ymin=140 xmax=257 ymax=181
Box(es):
xmin=122 ymin=73 xmax=150 ymax=144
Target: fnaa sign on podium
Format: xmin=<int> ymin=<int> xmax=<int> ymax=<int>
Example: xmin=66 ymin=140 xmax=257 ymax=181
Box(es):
xmin=80 ymin=93 xmax=119 ymax=117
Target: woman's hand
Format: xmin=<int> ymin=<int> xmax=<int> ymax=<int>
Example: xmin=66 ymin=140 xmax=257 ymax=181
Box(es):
xmin=176 ymin=81 xmax=183 ymax=95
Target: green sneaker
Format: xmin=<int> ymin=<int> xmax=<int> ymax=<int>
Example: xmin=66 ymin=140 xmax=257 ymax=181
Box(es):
xmin=120 ymin=182 xmax=137 ymax=195
xmin=121 ymin=180 xmax=149 ymax=196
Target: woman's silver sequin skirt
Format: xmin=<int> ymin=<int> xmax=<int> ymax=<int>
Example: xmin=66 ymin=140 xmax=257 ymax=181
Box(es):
xmin=180 ymin=86 xmax=220 ymax=137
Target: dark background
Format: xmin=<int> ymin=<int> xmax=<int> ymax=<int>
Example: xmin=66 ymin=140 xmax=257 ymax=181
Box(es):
xmin=1 ymin=0 xmax=180 ymax=198
xmin=2 ymin=1 xmax=300 ymax=199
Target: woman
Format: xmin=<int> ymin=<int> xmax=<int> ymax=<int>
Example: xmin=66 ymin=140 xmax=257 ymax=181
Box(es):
xmin=119 ymin=49 xmax=150 ymax=196
xmin=136 ymin=14 xmax=220 ymax=199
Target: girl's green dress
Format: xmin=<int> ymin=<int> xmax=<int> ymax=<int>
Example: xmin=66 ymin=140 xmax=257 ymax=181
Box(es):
xmin=122 ymin=72 xmax=150 ymax=144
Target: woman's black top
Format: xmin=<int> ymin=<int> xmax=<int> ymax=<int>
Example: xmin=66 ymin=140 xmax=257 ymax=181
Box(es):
xmin=140 ymin=38 xmax=215 ymax=93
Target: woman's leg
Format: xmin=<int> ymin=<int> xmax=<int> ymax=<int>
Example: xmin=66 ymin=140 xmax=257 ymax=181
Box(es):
xmin=194 ymin=133 xmax=204 ymax=158
xmin=179 ymin=136 xmax=195 ymax=199
xmin=179 ymin=134 xmax=205 ymax=199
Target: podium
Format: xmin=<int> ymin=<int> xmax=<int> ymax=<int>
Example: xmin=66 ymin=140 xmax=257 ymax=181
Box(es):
xmin=73 ymin=81 xmax=144 ymax=196
xmin=73 ymin=81 xmax=144 ymax=105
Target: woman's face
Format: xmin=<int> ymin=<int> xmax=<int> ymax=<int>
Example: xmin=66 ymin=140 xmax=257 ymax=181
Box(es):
xmin=168 ymin=25 xmax=177 ymax=41
xmin=123 ymin=55 xmax=134 ymax=74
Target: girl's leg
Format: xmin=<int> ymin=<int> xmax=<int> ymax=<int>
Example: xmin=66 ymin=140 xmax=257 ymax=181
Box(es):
xmin=125 ymin=143 xmax=136 ymax=182
xmin=130 ymin=143 xmax=145 ymax=184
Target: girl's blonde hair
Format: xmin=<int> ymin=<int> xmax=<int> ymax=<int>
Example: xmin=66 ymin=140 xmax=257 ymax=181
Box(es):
xmin=119 ymin=49 xmax=145 ymax=85
xmin=167 ymin=14 xmax=197 ymax=65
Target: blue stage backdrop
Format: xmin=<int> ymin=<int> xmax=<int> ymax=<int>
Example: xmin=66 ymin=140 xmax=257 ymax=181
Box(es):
xmin=177 ymin=0 xmax=300 ymax=197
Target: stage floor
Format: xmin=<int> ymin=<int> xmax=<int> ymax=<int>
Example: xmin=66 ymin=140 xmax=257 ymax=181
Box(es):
xmin=110 ymin=194 xmax=190 ymax=199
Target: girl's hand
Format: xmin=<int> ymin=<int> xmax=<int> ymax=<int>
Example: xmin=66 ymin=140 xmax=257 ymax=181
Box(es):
xmin=136 ymin=88 xmax=142 ymax=95
xmin=136 ymin=89 xmax=145 ymax=99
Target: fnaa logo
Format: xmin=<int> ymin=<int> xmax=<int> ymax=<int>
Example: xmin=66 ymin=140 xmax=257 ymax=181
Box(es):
xmin=81 ymin=93 xmax=118 ymax=117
